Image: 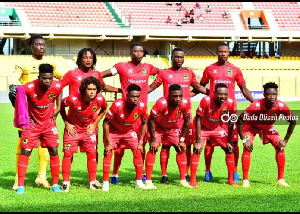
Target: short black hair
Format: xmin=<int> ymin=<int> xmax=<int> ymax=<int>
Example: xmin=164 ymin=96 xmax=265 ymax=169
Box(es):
xmin=76 ymin=48 xmax=97 ymax=69
xmin=28 ymin=34 xmax=45 ymax=46
xmin=127 ymin=84 xmax=141 ymax=93
xmin=215 ymin=83 xmax=228 ymax=91
xmin=39 ymin=63 xmax=53 ymax=73
xmin=79 ymin=76 xmax=102 ymax=97
xmin=169 ymin=84 xmax=182 ymax=94
xmin=130 ymin=42 xmax=143 ymax=52
xmin=171 ymin=47 xmax=184 ymax=56
xmin=217 ymin=42 xmax=229 ymax=51
xmin=263 ymin=82 xmax=278 ymax=92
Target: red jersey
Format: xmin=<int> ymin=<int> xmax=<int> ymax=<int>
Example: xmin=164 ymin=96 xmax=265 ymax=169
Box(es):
xmin=150 ymin=97 xmax=191 ymax=129
xmin=152 ymin=67 xmax=198 ymax=100
xmin=23 ymin=79 xmax=63 ymax=127
xmin=200 ymin=62 xmax=246 ymax=104
xmin=105 ymin=98 xmax=148 ymax=133
xmin=110 ymin=61 xmax=159 ymax=104
xmin=196 ymin=95 xmax=234 ymax=130
xmin=60 ymin=68 xmax=106 ymax=95
xmin=240 ymin=98 xmax=293 ymax=130
xmin=62 ymin=92 xmax=107 ymax=131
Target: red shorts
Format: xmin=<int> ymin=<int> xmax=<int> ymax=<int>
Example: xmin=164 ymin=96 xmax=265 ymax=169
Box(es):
xmin=63 ymin=129 xmax=97 ymax=154
xmin=150 ymin=127 xmax=180 ymax=147
xmin=20 ymin=122 xmax=59 ymax=149
xmin=104 ymin=128 xmax=139 ymax=150
xmin=81 ymin=127 xmax=99 ymax=152
xmin=133 ymin=118 xmax=149 ymax=145
xmin=243 ymin=124 xmax=281 ymax=145
xmin=177 ymin=116 xmax=193 ymax=146
xmin=193 ymin=126 xmax=228 ymax=148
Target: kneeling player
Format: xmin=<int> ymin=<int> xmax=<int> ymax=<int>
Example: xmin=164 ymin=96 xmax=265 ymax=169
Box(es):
xmin=237 ymin=82 xmax=296 ymax=187
xmin=16 ymin=63 xmax=64 ymax=194
xmin=145 ymin=84 xmax=192 ymax=189
xmin=60 ymin=77 xmax=107 ymax=192
xmin=190 ymin=83 xmax=238 ymax=187
xmin=102 ymin=84 xmax=149 ymax=192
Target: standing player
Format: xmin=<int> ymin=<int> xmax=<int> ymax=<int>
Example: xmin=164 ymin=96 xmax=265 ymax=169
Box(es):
xmin=190 ymin=83 xmax=238 ymax=187
xmin=101 ymin=42 xmax=159 ymax=184
xmin=102 ymin=84 xmax=149 ymax=192
xmin=237 ymin=82 xmax=296 ymax=187
xmin=193 ymin=42 xmax=254 ymax=182
xmin=60 ymin=77 xmax=107 ymax=192
xmin=15 ymin=63 xmax=64 ymax=194
xmin=145 ymin=84 xmax=192 ymax=189
xmin=10 ymin=34 xmax=63 ymax=190
xmin=148 ymin=47 xmax=208 ymax=183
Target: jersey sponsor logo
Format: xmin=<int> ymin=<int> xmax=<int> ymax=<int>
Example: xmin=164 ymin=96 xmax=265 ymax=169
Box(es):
xmin=49 ymin=92 xmax=54 ymax=100
xmin=214 ymin=80 xmax=232 ymax=84
xmin=22 ymin=138 xmax=28 ymax=145
xmin=32 ymin=102 xmax=52 ymax=109
xmin=92 ymin=105 xmax=97 ymax=112
xmin=134 ymin=112 xmax=139 ymax=119
xmin=64 ymin=143 xmax=71 ymax=150
xmin=127 ymin=79 xmax=146 ymax=83
xmin=142 ymin=68 xmax=146 ymax=74
xmin=227 ymin=68 xmax=233 ymax=75
xmin=245 ymin=134 xmax=250 ymax=140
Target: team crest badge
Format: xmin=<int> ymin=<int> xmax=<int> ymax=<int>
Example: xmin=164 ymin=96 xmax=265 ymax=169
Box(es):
xmin=222 ymin=108 xmax=227 ymax=114
xmin=49 ymin=92 xmax=54 ymax=100
xmin=22 ymin=138 xmax=28 ymax=145
xmin=177 ymin=109 xmax=181 ymax=115
xmin=64 ymin=143 xmax=71 ymax=150
xmin=183 ymin=73 xmax=188 ymax=80
xmin=92 ymin=105 xmax=97 ymax=112
xmin=227 ymin=68 xmax=233 ymax=75
xmin=134 ymin=112 xmax=139 ymax=119
xmin=142 ymin=68 xmax=146 ymax=74
xmin=245 ymin=134 xmax=250 ymax=140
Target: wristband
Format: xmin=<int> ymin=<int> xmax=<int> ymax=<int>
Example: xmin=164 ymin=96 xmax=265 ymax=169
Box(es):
xmin=138 ymin=140 xmax=143 ymax=145
xmin=242 ymin=139 xmax=247 ymax=144
xmin=180 ymin=137 xmax=185 ymax=142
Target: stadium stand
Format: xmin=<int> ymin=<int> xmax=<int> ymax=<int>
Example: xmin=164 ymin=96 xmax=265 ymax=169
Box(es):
xmin=253 ymin=2 xmax=300 ymax=31
xmin=116 ymin=2 xmax=242 ymax=30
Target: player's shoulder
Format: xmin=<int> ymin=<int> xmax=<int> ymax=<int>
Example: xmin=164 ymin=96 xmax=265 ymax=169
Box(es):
xmin=52 ymin=80 xmax=63 ymax=89
xmin=112 ymin=98 xmax=124 ymax=108
xmin=138 ymin=101 xmax=146 ymax=109
xmin=275 ymin=99 xmax=289 ymax=109
xmin=96 ymin=93 xmax=105 ymax=101
xmin=24 ymin=80 xmax=37 ymax=90
xmin=156 ymin=96 xmax=168 ymax=106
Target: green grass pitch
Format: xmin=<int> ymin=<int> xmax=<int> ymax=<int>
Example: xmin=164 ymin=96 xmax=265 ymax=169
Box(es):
xmin=0 ymin=101 xmax=299 ymax=212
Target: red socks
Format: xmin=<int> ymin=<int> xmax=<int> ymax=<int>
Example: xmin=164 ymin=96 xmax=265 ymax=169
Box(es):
xmin=276 ymin=148 xmax=285 ymax=180
xmin=103 ymin=151 xmax=112 ymax=181
xmin=242 ymin=149 xmax=251 ymax=180
xmin=50 ymin=155 xmax=60 ymax=186
xmin=18 ymin=154 xmax=30 ymax=186
xmin=190 ymin=153 xmax=200 ymax=183
xmin=132 ymin=149 xmax=144 ymax=180
xmin=145 ymin=151 xmax=156 ymax=180
xmin=112 ymin=147 xmax=125 ymax=175
xmin=62 ymin=153 xmax=73 ymax=182
xmin=160 ymin=149 xmax=170 ymax=176
xmin=176 ymin=152 xmax=187 ymax=180
xmin=204 ymin=143 xmax=214 ymax=172
xmin=186 ymin=146 xmax=192 ymax=175
xmin=225 ymin=153 xmax=235 ymax=183
xmin=87 ymin=152 xmax=97 ymax=182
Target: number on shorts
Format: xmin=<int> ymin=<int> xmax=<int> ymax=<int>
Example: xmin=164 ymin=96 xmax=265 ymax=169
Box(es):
xmin=90 ymin=134 xmax=97 ymax=142
xmin=219 ymin=130 xmax=228 ymax=137
xmin=52 ymin=127 xmax=58 ymax=135
xmin=175 ymin=129 xmax=181 ymax=136
xmin=131 ymin=131 xmax=138 ymax=139
xmin=189 ymin=128 xmax=192 ymax=136
xmin=269 ymin=127 xmax=277 ymax=134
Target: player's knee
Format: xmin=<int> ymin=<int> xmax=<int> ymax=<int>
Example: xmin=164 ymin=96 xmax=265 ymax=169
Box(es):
xmin=48 ymin=147 xmax=58 ymax=156
xmin=21 ymin=148 xmax=32 ymax=156
xmin=114 ymin=148 xmax=125 ymax=156
xmin=133 ymin=152 xmax=143 ymax=166
xmin=63 ymin=152 xmax=73 ymax=159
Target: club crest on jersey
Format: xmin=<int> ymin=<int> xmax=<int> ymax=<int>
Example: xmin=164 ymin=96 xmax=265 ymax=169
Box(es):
xmin=49 ymin=92 xmax=54 ymax=100
xmin=92 ymin=105 xmax=97 ymax=112
xmin=177 ymin=109 xmax=181 ymax=115
xmin=222 ymin=108 xmax=227 ymax=114
xmin=134 ymin=112 xmax=139 ymax=119
xmin=142 ymin=68 xmax=146 ymax=74
xmin=64 ymin=143 xmax=71 ymax=150
xmin=227 ymin=68 xmax=233 ymax=75
xmin=183 ymin=73 xmax=189 ymax=80
xmin=22 ymin=138 xmax=28 ymax=145
xmin=245 ymin=134 xmax=250 ymax=140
